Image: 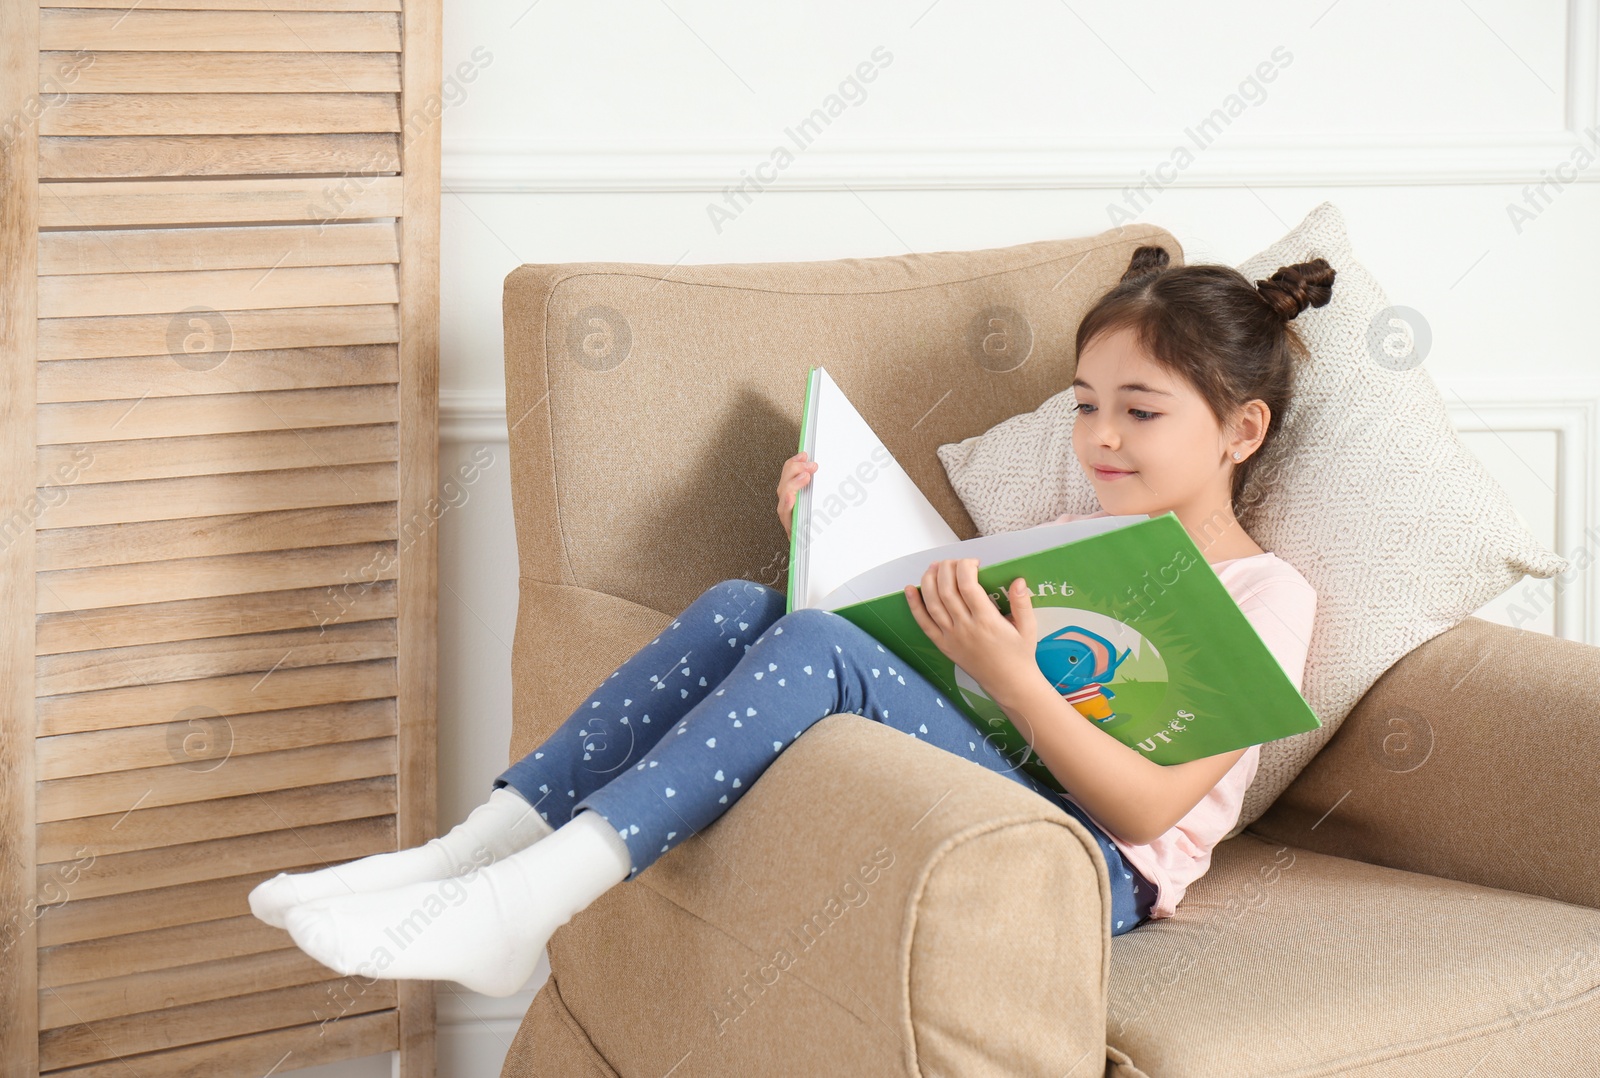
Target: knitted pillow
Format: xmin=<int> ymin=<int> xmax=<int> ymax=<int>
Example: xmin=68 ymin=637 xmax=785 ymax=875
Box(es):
xmin=937 ymin=200 xmax=1569 ymax=838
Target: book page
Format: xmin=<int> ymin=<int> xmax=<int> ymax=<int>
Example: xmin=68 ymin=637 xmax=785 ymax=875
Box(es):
xmin=794 ymin=367 xmax=959 ymax=609
xmin=818 ymin=515 xmax=1146 ymax=609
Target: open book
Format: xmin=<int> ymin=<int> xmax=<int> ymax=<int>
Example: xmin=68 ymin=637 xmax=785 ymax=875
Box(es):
xmin=786 ymin=366 xmax=1320 ymax=790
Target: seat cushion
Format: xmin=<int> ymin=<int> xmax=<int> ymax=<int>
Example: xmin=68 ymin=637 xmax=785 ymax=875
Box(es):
xmin=1106 ymin=832 xmax=1600 ymax=1077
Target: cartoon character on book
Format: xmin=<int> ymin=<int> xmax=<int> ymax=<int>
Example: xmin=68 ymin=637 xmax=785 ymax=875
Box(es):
xmin=1036 ymin=625 xmax=1132 ymax=724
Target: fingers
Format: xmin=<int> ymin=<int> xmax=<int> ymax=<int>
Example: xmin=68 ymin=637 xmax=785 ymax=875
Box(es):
xmin=938 ymin=559 xmax=975 ymax=622
xmin=776 ymin=454 xmax=818 ymax=522
xmin=919 ymin=562 xmax=954 ymax=631
xmin=953 ymin=558 xmax=993 ymax=617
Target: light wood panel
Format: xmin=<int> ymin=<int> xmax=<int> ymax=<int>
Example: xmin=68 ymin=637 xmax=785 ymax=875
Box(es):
xmin=38 ymin=657 xmax=397 ymax=737
xmin=42 ymin=51 xmax=401 ymax=93
xmin=38 ymin=977 xmax=398 ymax=1072
xmin=42 ymin=0 xmax=401 ymax=9
xmin=6 ymin=0 xmax=440 ymax=1071
xmin=37 ymin=423 xmax=399 ymax=485
xmin=39 ymin=177 xmax=405 ymax=230
xmin=37 ymin=699 xmax=395 ymax=781
xmin=35 ymin=464 xmax=400 ymax=531
xmin=38 ymin=622 xmax=399 ymax=700
xmin=39 ymin=264 xmax=400 ymax=318
xmin=38 ymin=581 xmax=398 ymax=656
xmin=40 ymin=947 xmax=346 ymax=1029
xmin=41 ymin=815 xmax=397 ymax=903
xmin=39 ymin=9 xmax=402 ymax=52
xmin=40 ymin=913 xmax=289 ymax=989
xmin=36 ymin=345 xmax=402 ymax=402
xmin=42 ymin=133 xmax=404 ymax=179
xmin=37 ymin=777 xmax=396 ymax=862
xmin=38 ymin=225 xmax=401 ymax=276
xmin=35 ymin=504 xmax=398 ymax=572
xmin=38 ymin=385 xmax=399 ymax=443
xmin=44 ymin=1012 xmax=400 ymax=1077
xmin=1 ymin=0 xmax=42 ymax=1066
xmin=38 ymin=303 xmax=401 ymax=360
xmin=40 ymin=93 xmax=401 ymax=136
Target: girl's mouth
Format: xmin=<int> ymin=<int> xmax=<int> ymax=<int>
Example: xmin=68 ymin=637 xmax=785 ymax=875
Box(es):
xmin=1092 ymin=466 xmax=1136 ymax=482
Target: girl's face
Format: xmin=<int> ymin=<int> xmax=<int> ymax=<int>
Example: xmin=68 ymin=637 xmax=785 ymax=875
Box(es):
xmin=1070 ymin=324 xmax=1260 ymax=524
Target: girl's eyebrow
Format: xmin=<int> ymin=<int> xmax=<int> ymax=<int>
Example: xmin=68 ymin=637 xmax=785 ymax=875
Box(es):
xmin=1070 ymin=376 xmax=1175 ymax=398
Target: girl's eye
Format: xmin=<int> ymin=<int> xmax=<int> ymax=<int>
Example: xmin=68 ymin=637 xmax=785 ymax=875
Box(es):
xmin=1068 ymin=403 xmax=1158 ymax=419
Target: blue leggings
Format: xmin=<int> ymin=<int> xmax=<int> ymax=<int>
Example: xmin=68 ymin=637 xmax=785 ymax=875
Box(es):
xmin=495 ymin=579 xmax=1156 ymax=936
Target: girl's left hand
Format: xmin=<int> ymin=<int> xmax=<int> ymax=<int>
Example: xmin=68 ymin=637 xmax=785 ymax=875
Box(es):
xmin=905 ymin=558 xmax=1043 ymax=707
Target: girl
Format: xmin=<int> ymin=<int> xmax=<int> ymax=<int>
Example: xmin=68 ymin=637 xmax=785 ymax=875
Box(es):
xmin=249 ymin=245 xmax=1334 ymax=997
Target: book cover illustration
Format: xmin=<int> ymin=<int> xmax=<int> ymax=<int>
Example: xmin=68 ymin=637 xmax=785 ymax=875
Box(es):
xmin=824 ymin=513 xmax=1321 ymax=792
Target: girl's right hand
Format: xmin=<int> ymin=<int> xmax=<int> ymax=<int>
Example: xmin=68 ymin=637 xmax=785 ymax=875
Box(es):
xmin=776 ymin=451 xmax=818 ymax=540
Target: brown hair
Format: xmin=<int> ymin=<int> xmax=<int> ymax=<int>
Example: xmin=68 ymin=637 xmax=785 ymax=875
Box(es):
xmin=1073 ymin=244 xmax=1336 ymax=507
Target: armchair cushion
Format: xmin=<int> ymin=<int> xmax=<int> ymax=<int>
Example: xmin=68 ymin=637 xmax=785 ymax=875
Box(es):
xmin=1107 ymin=830 xmax=1600 ymax=1076
xmin=934 ymin=201 xmax=1568 ymax=841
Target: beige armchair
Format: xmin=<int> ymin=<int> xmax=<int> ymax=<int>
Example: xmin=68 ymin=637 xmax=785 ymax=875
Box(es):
xmin=493 ymin=229 xmax=1600 ymax=1076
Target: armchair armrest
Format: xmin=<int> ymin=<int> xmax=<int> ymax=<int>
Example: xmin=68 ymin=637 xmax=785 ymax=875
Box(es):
xmin=516 ymin=713 xmax=1116 ymax=1078
xmin=1248 ymin=616 xmax=1600 ymax=910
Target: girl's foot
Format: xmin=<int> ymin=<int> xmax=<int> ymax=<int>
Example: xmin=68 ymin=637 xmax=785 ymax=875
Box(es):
xmin=282 ymin=808 xmax=633 ymax=998
xmin=249 ymin=787 xmax=554 ymax=928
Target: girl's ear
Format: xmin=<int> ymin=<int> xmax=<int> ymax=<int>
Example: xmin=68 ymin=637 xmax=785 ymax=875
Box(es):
xmin=1227 ymin=399 xmax=1271 ymax=461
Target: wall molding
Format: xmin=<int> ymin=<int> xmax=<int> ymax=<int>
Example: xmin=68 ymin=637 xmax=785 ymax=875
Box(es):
xmin=441 ymin=130 xmax=1600 ymax=193
xmin=444 ymin=0 xmax=1599 ymax=194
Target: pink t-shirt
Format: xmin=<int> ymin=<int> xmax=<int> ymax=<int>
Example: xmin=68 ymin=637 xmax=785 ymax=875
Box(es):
xmin=1047 ymin=511 xmax=1317 ymax=920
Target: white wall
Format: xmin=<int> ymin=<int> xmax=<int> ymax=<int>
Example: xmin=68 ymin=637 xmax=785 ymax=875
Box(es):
xmin=322 ymin=1 xmax=1600 ymax=1073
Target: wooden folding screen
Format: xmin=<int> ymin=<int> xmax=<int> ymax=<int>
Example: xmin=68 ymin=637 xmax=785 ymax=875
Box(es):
xmin=1 ymin=2 xmax=440 ymax=1074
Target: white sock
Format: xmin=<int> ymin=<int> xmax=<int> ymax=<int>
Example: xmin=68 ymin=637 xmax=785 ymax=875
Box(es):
xmin=249 ymin=787 xmax=554 ymax=929
xmin=282 ymin=807 xmax=633 ymax=997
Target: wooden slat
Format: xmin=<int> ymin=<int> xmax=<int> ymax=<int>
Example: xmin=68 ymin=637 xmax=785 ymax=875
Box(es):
xmin=38 ymin=302 xmax=400 ymax=360
xmin=40 ymin=977 xmax=397 ymax=1072
xmin=37 ymin=814 xmax=396 ymax=902
xmin=38 ymin=177 xmax=405 ymax=230
xmin=38 ymin=776 xmax=396 ymax=864
xmin=40 ymin=9 xmax=402 ymax=52
xmin=47 ymin=1011 xmax=399 ymax=1077
xmin=38 ymin=543 xmax=399 ymax=618
xmin=37 ymin=502 xmax=397 ymax=572
xmin=38 ymin=224 xmax=399 ymax=276
xmin=39 ymin=386 xmax=402 ymax=445
xmin=41 ymin=913 xmax=287 ymax=989
xmin=38 ymin=737 xmax=398 ymax=823
xmin=40 ymin=872 xmax=261 ymax=949
xmin=38 ymin=348 xmax=397 ymax=406
xmin=41 ymin=93 xmax=402 ymax=136
xmin=43 ymin=51 xmax=401 ymax=94
xmin=44 ymin=0 xmax=400 ymax=9
xmin=42 ymin=133 xmax=405 ymax=180
xmin=37 ymin=698 xmax=397 ymax=780
xmin=40 ymin=946 xmax=344 ymax=1029
xmin=40 ymin=423 xmax=397 ymax=484
xmin=37 ymin=657 xmax=396 ymax=737
xmin=35 ymin=463 xmax=398 ymax=530
xmin=40 ymin=264 xmax=400 ymax=319
xmin=38 ymin=616 xmax=398 ymax=695
xmin=39 ymin=580 xmax=398 ymax=657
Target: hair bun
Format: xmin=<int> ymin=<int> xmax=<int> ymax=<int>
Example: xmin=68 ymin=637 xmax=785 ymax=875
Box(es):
xmin=1119 ymin=244 xmax=1170 ymax=284
xmin=1256 ymin=258 xmax=1336 ymax=322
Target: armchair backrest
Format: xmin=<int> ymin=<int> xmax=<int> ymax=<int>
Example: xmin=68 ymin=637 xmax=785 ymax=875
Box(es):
xmin=501 ymin=224 xmax=1181 ymax=619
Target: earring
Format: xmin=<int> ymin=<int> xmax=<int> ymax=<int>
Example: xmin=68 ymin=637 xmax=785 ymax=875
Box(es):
xmin=1232 ymin=451 xmax=1241 ymax=461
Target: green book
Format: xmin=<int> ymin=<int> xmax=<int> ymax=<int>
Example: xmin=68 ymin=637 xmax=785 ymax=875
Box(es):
xmin=786 ymin=365 xmax=1320 ymax=793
